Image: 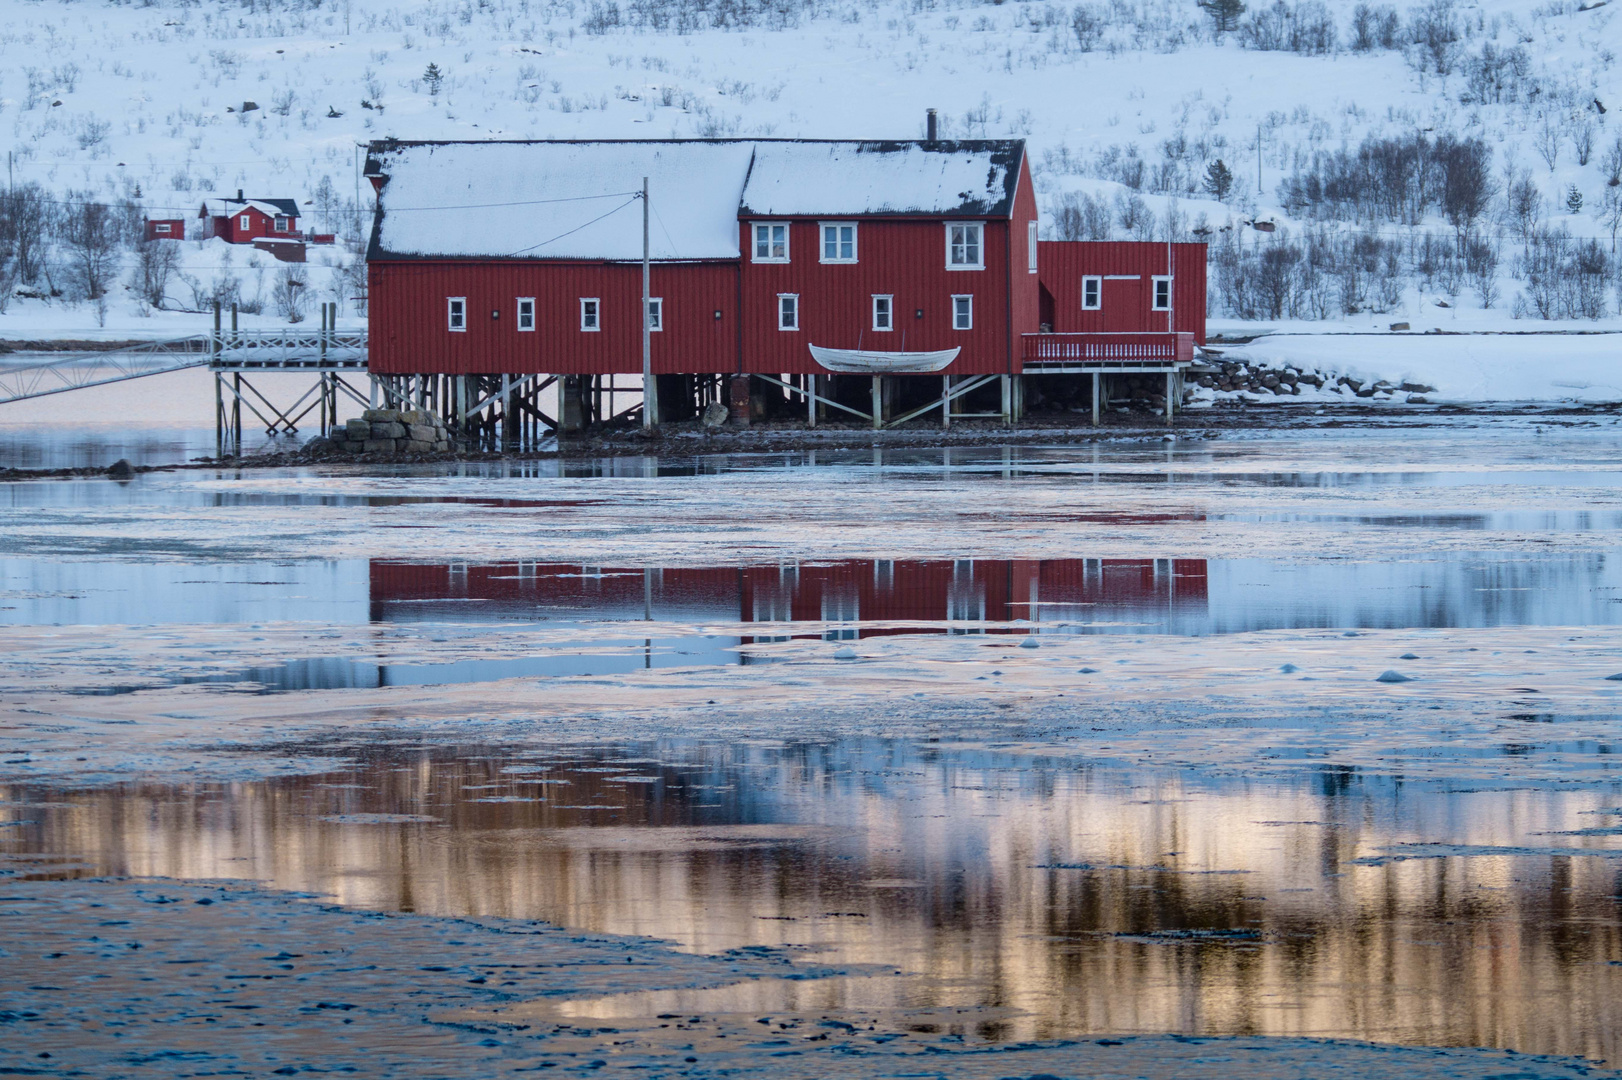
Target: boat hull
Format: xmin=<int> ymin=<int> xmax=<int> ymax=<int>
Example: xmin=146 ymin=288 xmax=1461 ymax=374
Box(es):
xmin=809 ymin=344 xmax=960 ymax=374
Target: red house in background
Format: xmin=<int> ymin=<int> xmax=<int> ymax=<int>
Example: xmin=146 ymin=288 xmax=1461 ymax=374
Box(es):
xmin=144 ymin=218 xmax=185 ymax=242
xmin=362 ymin=135 xmax=1206 ymax=431
xmin=200 ymin=191 xmax=302 ymax=244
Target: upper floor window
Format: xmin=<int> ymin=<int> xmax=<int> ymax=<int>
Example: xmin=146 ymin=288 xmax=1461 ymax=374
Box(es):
xmin=753 ymin=222 xmax=789 ymax=263
xmin=1027 ymin=221 xmax=1038 ymax=273
xmin=646 ymin=297 xmax=663 ymax=331
xmin=517 ymin=297 xmax=535 ymax=331
xmin=239 ymin=214 xmax=251 ymax=231
xmin=820 ymin=222 xmax=857 ymax=263
xmin=947 ymin=222 xmax=983 ymax=269
xmin=872 ymin=294 xmax=893 ymax=332
xmin=580 ymin=298 xmax=600 ymax=331
xmin=1152 ymin=276 xmax=1172 ymax=311
xmin=447 ymin=297 xmax=466 ymax=332
xmin=952 ymin=294 xmax=973 ymax=330
xmin=778 ymin=294 xmax=799 ymax=331
xmin=1081 ymin=276 xmax=1102 ymax=310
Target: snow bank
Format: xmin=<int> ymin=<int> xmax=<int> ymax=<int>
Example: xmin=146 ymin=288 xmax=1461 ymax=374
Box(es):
xmin=1227 ymin=333 xmax=1622 ymax=403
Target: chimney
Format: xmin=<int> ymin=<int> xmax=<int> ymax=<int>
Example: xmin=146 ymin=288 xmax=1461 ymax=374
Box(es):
xmin=925 ymin=108 xmax=938 ymax=142
xmin=236 ymin=188 xmax=244 ymax=201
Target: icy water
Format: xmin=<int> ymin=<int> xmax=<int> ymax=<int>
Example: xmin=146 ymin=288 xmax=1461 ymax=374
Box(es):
xmin=6 ymin=424 xmax=1622 ymax=1071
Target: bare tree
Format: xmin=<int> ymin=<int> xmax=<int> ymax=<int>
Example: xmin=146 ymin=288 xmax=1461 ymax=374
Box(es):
xmin=0 ymin=183 xmax=54 ymax=284
xmin=272 ymin=265 xmax=308 ymax=323
xmin=1437 ymin=135 xmax=1496 ymax=249
xmin=57 ymin=193 xmax=119 ymax=300
xmin=1534 ymin=116 xmax=1562 ymax=172
xmin=133 ymin=240 xmax=180 ymax=308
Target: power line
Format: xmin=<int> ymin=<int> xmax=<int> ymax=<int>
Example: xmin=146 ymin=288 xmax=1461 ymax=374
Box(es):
xmin=504 ymin=197 xmax=640 ymax=257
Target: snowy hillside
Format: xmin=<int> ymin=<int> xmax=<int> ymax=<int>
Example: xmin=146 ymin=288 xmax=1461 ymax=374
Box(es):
xmin=4 ymin=0 xmax=1622 ymax=337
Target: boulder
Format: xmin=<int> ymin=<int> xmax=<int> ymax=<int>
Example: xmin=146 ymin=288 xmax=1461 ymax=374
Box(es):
xmin=434 ymin=440 xmax=452 ymax=452
xmin=701 ymin=401 xmax=729 ymax=429
xmin=107 ymin=458 xmax=134 ymax=479
xmin=345 ymin=418 xmax=370 ymax=438
xmin=371 ymin=422 xmax=407 ymax=440
xmin=303 ymin=436 xmax=337 ymax=456
xmin=402 ymin=439 xmax=435 ymax=454
xmin=362 ymin=408 xmax=400 ymax=423
xmin=1399 ymin=381 xmax=1437 ymax=393
xmin=362 ymin=438 xmax=396 ymax=454
xmin=406 ymin=423 xmax=439 ymax=443
xmin=1389 ymin=322 xmax=1410 ymax=331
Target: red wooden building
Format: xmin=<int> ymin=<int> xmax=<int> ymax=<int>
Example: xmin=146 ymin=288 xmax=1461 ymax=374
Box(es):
xmin=362 ymin=136 xmax=1206 ymax=437
xmin=143 ymin=218 xmax=185 ymax=242
xmin=200 ymin=191 xmax=303 ymax=244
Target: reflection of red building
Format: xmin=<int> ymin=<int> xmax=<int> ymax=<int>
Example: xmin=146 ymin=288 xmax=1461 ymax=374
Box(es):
xmin=369 ymin=559 xmax=1208 ymax=633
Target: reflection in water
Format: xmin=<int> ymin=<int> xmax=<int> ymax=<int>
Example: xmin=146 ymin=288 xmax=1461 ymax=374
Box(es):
xmin=6 ymin=743 xmax=1622 ymax=1060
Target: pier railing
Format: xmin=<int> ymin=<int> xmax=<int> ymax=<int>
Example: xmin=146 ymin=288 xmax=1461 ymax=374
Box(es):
xmin=1021 ymin=332 xmax=1194 ymax=369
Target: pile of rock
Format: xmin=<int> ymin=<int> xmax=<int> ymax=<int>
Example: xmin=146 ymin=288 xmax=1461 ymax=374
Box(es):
xmin=1196 ymin=360 xmax=1325 ymax=396
xmin=324 ymin=408 xmax=455 ymax=455
xmin=1196 ymin=360 xmax=1437 ymax=402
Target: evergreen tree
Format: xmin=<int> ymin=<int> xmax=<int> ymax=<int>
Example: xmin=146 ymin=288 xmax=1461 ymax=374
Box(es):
xmin=424 ymin=63 xmax=444 ymax=98
xmin=1567 ymin=184 xmax=1584 ymax=214
xmin=1197 ymin=0 xmax=1247 ymax=33
xmin=1203 ymin=159 xmax=1235 ymax=201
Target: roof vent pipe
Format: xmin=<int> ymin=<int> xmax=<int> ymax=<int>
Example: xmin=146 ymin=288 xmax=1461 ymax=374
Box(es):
xmin=237 ymin=189 xmax=244 ymax=201
xmin=925 ymin=109 xmax=938 ymax=142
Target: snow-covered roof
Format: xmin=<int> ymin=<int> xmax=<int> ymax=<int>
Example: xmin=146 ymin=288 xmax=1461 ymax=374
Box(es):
xmin=366 ymin=141 xmax=756 ymax=262
xmin=202 ymin=197 xmax=299 ymax=219
xmin=740 ymin=141 xmax=1020 ymax=218
xmin=365 ymin=139 xmax=1025 ymax=262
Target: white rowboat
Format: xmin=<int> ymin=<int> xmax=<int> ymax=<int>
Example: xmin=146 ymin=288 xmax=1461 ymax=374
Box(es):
xmin=809 ymin=344 xmax=960 ymax=374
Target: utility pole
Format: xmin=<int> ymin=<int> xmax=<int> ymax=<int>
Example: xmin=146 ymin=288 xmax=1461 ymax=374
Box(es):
xmin=641 ymin=175 xmax=654 ymax=429
xmin=1257 ymin=122 xmax=1263 ymax=200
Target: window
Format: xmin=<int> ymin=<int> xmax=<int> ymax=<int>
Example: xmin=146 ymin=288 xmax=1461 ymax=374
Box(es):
xmin=154 ymin=223 xmax=172 ymax=235
xmin=580 ymin=298 xmax=600 ymax=331
xmin=517 ymin=298 xmax=535 ymax=331
xmin=447 ymin=297 xmax=466 ymax=332
xmin=1027 ymin=221 xmax=1038 ymax=273
xmin=1152 ymin=276 xmax=1173 ymax=311
xmin=820 ymin=222 xmax=857 ymax=263
xmin=947 ymin=222 xmax=983 ymax=269
xmin=871 ymin=294 xmax=893 ymax=332
xmin=752 ymin=222 xmax=789 ymax=262
xmin=777 ymin=294 xmax=799 ymax=331
xmin=239 ymin=214 xmax=251 ymax=231
xmin=1081 ymin=276 xmax=1102 ymax=310
xmin=646 ymin=297 xmax=663 ymax=331
xmin=274 ymin=215 xmax=290 ymax=232
xmin=952 ymin=294 xmax=973 ymax=330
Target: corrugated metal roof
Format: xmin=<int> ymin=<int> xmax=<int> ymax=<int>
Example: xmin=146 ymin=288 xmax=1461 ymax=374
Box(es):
xmin=365 ymin=138 xmax=1025 ymax=263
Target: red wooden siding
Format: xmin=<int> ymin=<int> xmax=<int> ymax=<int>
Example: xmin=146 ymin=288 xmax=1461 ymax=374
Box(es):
xmin=367 ymin=261 xmax=739 ymax=375
xmin=1036 ymin=241 xmax=1207 ymax=343
xmin=1008 ymin=160 xmax=1041 ymax=373
xmin=210 ymin=206 xmax=301 ymax=244
xmin=737 ymin=218 xmax=1016 ymax=376
xmin=144 ymin=219 xmax=184 ymax=241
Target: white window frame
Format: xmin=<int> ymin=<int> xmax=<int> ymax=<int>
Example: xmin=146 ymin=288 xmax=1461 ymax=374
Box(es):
xmin=819 ymin=221 xmax=858 ymax=264
xmin=871 ymin=294 xmax=893 ymax=332
xmin=447 ymin=296 xmax=467 ymax=332
xmin=154 ymin=222 xmax=172 ymax=235
xmin=951 ymin=294 xmax=973 ymax=331
xmin=580 ymin=297 xmax=600 ymax=332
xmin=752 ymin=222 xmax=790 ymax=263
xmin=946 ymin=221 xmax=984 ymax=270
xmin=239 ymin=214 xmax=252 ymax=231
xmin=777 ymin=293 xmax=799 ymax=331
xmin=1152 ymin=276 xmax=1173 ymax=311
xmin=274 ymin=215 xmax=290 ymax=231
xmin=1081 ymin=276 xmax=1102 ymax=310
xmin=517 ymin=297 xmax=535 ymax=332
xmin=646 ymin=297 xmax=663 ymax=332
xmin=1027 ymin=221 xmax=1038 ymax=273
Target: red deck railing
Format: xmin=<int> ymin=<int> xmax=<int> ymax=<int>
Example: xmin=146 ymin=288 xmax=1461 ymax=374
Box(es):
xmin=1022 ymin=332 xmax=1195 ymax=366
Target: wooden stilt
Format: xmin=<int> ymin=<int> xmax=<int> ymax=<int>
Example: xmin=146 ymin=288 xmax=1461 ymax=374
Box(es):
xmin=871 ymin=376 xmax=882 ymax=430
xmin=942 ymin=374 xmax=951 ymax=429
xmin=1091 ymin=372 xmax=1100 ymax=427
